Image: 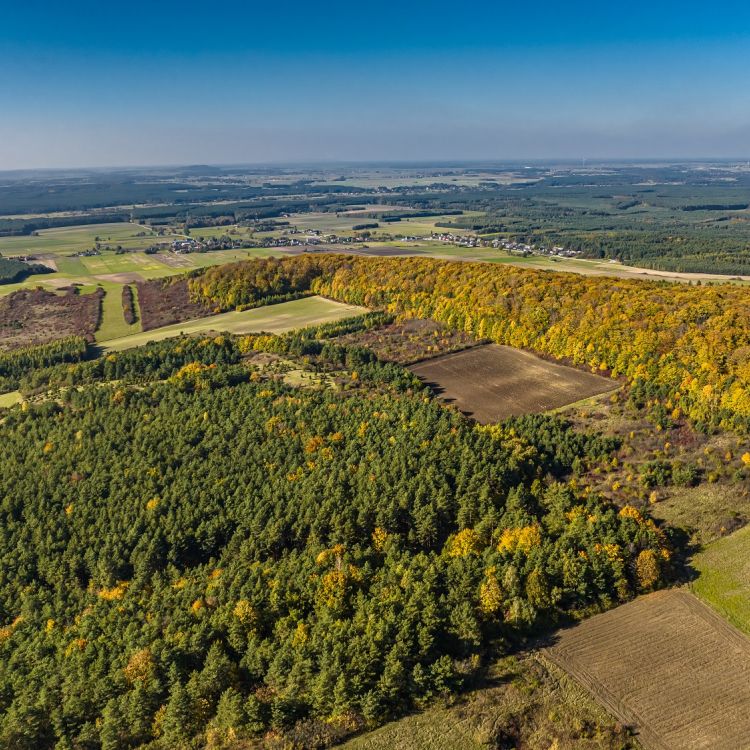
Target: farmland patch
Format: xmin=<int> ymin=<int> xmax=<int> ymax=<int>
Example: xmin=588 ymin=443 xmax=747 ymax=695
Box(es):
xmin=136 ymin=276 xmax=212 ymax=331
xmin=546 ymin=589 xmax=750 ymax=750
xmin=692 ymin=524 xmax=750 ymax=635
xmin=409 ymin=343 xmax=617 ymax=422
xmin=101 ymin=296 xmax=368 ymax=352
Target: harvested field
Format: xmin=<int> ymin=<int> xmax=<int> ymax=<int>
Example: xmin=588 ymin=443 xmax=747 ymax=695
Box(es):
xmin=0 ymin=287 xmax=102 ymax=349
xmin=136 ymin=276 xmax=211 ymax=331
xmin=357 ymin=245 xmax=425 ymax=256
xmin=276 ymin=246 xmax=424 ymax=258
xmin=546 ymin=590 xmax=750 ymax=750
xmin=335 ymin=318 xmax=480 ymax=364
xmin=409 ymin=343 xmax=617 ymax=422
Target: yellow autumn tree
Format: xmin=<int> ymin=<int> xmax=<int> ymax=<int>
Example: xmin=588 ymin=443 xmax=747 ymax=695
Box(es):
xmin=635 ymin=549 xmax=660 ymax=590
xmin=445 ymin=528 xmax=481 ymax=557
xmin=478 ymin=567 xmax=503 ymax=616
xmin=497 ymin=525 xmax=542 ymax=554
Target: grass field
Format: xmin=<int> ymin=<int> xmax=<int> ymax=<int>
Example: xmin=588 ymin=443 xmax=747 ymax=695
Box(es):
xmin=101 ymin=296 xmax=367 ymax=351
xmin=691 ymin=525 xmax=750 ymax=635
xmin=0 ymin=222 xmax=175 ymax=256
xmin=95 ymin=282 xmax=141 ymax=342
xmin=546 ymin=589 xmax=750 ymax=750
xmin=282 ymin=210 xmax=484 ymax=239
xmin=409 ymin=344 xmax=618 ymax=422
xmin=0 ymin=391 xmax=22 ymax=408
xmin=650 ymin=483 xmax=750 ymax=546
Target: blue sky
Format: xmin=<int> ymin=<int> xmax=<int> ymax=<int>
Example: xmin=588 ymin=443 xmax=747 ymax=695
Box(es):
xmin=1 ymin=1 xmax=750 ymax=168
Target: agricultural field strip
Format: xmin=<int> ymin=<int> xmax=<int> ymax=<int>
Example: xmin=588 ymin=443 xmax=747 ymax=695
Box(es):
xmin=100 ymin=296 xmax=368 ymax=351
xmin=545 ymin=590 xmax=750 ymax=750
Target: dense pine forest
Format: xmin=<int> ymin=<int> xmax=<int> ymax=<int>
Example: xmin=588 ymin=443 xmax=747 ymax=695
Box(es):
xmin=0 ymin=323 xmax=669 ymax=749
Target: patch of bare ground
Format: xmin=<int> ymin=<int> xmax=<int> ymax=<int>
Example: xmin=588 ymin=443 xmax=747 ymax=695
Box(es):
xmin=545 ymin=589 xmax=750 ymax=750
xmin=136 ymin=276 xmax=211 ymax=331
xmin=409 ymin=343 xmax=618 ymax=422
xmin=0 ymin=287 xmax=102 ymax=349
xmin=154 ymin=252 xmax=195 ymax=268
xmin=335 ymin=318 xmax=481 ymax=364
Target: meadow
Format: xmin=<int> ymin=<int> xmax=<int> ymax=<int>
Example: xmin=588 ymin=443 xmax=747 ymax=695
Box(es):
xmin=0 ymin=222 xmax=172 ymax=255
xmin=100 ymin=296 xmax=367 ymax=350
xmin=691 ymin=524 xmax=750 ymax=635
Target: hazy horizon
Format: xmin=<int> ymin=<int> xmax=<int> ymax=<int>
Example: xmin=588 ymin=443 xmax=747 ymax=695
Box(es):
xmin=2 ymin=0 xmax=750 ymax=169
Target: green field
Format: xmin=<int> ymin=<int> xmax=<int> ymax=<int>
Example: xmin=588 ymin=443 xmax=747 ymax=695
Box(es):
xmin=0 ymin=391 xmax=22 ymax=408
xmin=0 ymin=222 xmax=175 ymax=256
xmin=283 ymin=210 xmax=484 ymax=239
xmin=95 ymin=282 xmax=141 ymax=342
xmin=691 ymin=524 xmax=750 ymax=636
xmin=101 ymin=296 xmax=367 ymax=351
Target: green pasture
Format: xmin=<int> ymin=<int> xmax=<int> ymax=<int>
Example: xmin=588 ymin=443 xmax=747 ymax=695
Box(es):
xmin=691 ymin=524 xmax=750 ymax=636
xmin=0 ymin=222 xmax=173 ymax=256
xmin=95 ymin=282 xmax=142 ymax=342
xmin=281 ymin=211 xmax=483 ymax=239
xmin=101 ymin=296 xmax=368 ymax=352
xmin=0 ymin=391 xmax=23 ymax=408
xmin=189 ymin=226 xmax=254 ymax=240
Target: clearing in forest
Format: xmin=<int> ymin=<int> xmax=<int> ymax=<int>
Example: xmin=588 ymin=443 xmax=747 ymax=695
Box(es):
xmin=101 ymin=296 xmax=367 ymax=351
xmin=0 ymin=287 xmax=102 ymax=349
xmin=335 ymin=318 xmax=479 ymax=365
xmin=409 ymin=343 xmax=617 ymax=422
xmin=545 ymin=589 xmax=750 ymax=750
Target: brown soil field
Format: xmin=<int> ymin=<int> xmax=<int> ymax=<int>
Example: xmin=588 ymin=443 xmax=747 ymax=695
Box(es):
xmin=409 ymin=343 xmax=617 ymax=422
xmin=0 ymin=287 xmax=102 ymax=349
xmin=545 ymin=590 xmax=750 ymax=750
xmin=136 ymin=277 xmax=211 ymax=331
xmin=335 ymin=318 xmax=481 ymax=364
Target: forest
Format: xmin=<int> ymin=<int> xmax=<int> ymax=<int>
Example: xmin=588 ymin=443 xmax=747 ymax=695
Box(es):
xmin=188 ymin=254 xmax=750 ymax=433
xmin=0 ymin=256 xmax=52 ymax=283
xmin=0 ymin=323 xmax=670 ymax=749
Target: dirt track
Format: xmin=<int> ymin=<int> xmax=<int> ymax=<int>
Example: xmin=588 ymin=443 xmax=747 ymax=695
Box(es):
xmin=545 ymin=589 xmax=750 ymax=750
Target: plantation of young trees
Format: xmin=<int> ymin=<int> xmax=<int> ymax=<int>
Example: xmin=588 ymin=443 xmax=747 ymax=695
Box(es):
xmin=0 ymin=327 xmax=669 ymax=749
